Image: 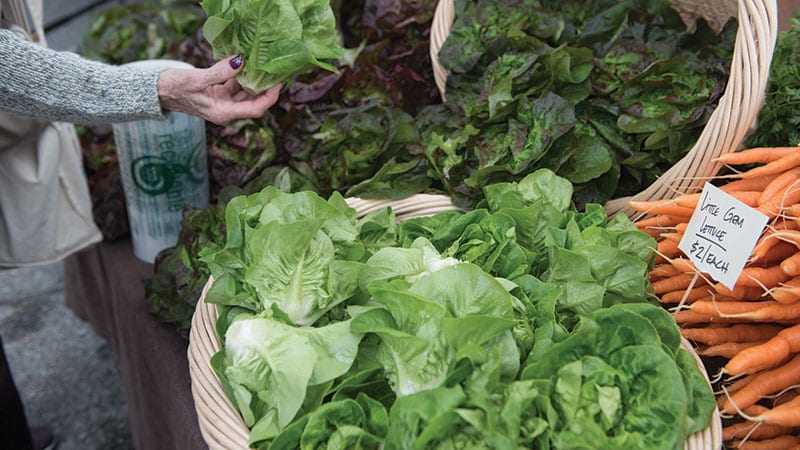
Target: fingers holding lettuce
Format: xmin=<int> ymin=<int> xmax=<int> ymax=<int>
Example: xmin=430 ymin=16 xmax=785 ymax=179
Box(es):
xmin=157 ymin=55 xmax=283 ymax=125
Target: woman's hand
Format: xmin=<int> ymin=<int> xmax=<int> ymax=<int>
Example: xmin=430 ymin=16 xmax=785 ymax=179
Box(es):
xmin=156 ymin=55 xmax=282 ymax=125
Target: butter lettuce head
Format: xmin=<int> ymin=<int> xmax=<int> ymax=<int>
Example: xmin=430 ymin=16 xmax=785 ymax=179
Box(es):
xmin=201 ymin=0 xmax=344 ymax=93
xmin=520 ymin=303 xmax=715 ymax=449
xmin=358 ymin=237 xmax=460 ymax=291
xmin=269 ymin=395 xmax=388 ymax=449
xmin=213 ymin=316 xmax=363 ymax=443
xmin=201 ymin=187 xmax=364 ymax=326
xmin=352 ymin=263 xmax=519 ymax=397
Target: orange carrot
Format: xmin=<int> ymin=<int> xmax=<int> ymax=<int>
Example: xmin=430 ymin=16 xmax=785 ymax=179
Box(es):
xmin=667 ymin=192 xmax=699 ymax=209
xmin=636 ymin=214 xmax=677 ymax=229
xmin=768 ymin=229 xmax=800 ymax=248
xmin=713 ymin=282 xmax=768 ymax=301
xmin=649 ymin=264 xmax=681 ymax=280
xmin=768 ymin=277 xmax=800 ymax=304
xmin=738 ymin=151 xmax=800 ymax=179
xmin=635 ymin=214 xmax=688 ymax=230
xmin=758 ymin=168 xmax=800 ymax=204
xmin=759 ymin=185 xmax=800 ymax=218
xmin=780 ymin=203 xmax=800 ymax=227
xmin=751 ymin=234 xmax=782 ymax=265
xmin=768 ymin=288 xmax=800 ymax=305
xmin=680 ymin=324 xmax=784 ymax=345
xmin=672 ymin=310 xmax=747 ymax=324
xmin=716 ymin=146 xmax=800 ymax=166
xmin=688 ymin=300 xmax=777 ymax=317
xmin=724 ymin=342 xmax=791 ymax=377
xmin=775 ymin=323 xmax=800 ymax=352
xmin=672 ymin=191 xmax=701 ymax=206
xmin=780 ymin=252 xmax=800 ymax=277
xmin=723 ymin=372 xmax=759 ymax=395
xmin=720 ymin=173 xmax=782 ymax=193
xmin=655 ymin=239 xmax=682 ymax=263
xmin=751 ymin=226 xmax=800 ymax=264
xmin=731 ymin=190 xmax=764 ymax=208
xmin=659 ymin=285 xmax=712 ymax=304
xmin=729 ymin=434 xmax=800 ymax=449
xmin=674 ymin=222 xmax=689 ymax=234
xmin=663 ymin=256 xmax=699 ymax=274
xmin=696 ymin=340 xmax=766 ymax=359
xmin=748 ymin=402 xmax=800 ymax=427
xmin=664 ymin=190 xmax=761 ymax=210
xmin=652 ymin=273 xmax=698 ymax=295
xmin=691 ymin=293 xmax=742 ymax=304
xmin=733 ymin=302 xmax=800 ymax=322
xmin=753 ymin=241 xmax=799 ymax=267
xmin=721 ymin=353 xmax=800 ymax=413
xmin=722 ymin=419 xmax=795 ymax=441
xmin=658 ymin=232 xmax=683 ymax=244
xmin=628 ymin=200 xmax=696 ymax=217
xmin=629 ymin=199 xmax=672 ymax=212
xmin=734 ymin=265 xmax=791 ymax=290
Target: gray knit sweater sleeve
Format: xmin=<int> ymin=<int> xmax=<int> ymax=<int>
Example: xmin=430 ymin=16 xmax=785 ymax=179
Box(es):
xmin=0 ymin=29 xmax=166 ymax=125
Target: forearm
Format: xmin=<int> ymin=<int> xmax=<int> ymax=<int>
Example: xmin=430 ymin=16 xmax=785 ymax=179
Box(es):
xmin=0 ymin=29 xmax=166 ymax=125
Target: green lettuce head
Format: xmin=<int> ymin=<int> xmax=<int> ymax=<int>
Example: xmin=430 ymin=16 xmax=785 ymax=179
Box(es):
xmin=200 ymin=187 xmax=365 ymax=326
xmin=201 ymin=0 xmax=344 ymax=93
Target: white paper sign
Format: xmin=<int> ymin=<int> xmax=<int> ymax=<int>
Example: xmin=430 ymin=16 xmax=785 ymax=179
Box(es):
xmin=678 ymin=183 xmax=768 ymax=290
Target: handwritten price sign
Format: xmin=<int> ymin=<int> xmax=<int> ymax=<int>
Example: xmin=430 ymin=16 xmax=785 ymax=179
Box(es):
xmin=678 ymin=183 xmax=768 ymax=290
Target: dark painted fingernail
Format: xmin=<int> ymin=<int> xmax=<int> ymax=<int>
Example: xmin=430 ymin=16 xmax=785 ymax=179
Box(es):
xmin=230 ymin=55 xmax=243 ymax=69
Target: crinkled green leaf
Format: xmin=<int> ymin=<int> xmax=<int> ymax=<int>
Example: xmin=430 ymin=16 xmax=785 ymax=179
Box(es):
xmin=201 ymin=0 xmax=343 ymax=93
xmin=215 ymin=316 xmax=362 ymax=442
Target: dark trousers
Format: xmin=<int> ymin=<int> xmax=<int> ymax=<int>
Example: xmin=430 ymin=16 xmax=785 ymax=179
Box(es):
xmin=0 ymin=335 xmax=33 ymax=450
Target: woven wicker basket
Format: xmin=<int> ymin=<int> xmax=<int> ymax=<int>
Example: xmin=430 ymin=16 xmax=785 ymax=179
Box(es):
xmin=189 ymin=2 xmax=776 ymax=447
xmin=188 ymin=196 xmax=723 ymax=450
xmin=188 ymin=196 xmax=462 ymax=450
xmin=429 ymin=0 xmax=779 ymax=218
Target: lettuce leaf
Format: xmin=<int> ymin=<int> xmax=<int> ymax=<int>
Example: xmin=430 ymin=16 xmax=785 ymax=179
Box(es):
xmin=520 ymin=303 xmax=714 ymax=450
xmin=269 ymin=394 xmax=387 ymax=449
xmin=201 ymin=187 xmax=364 ymax=326
xmin=201 ymin=0 xmax=344 ymax=93
xmin=351 ymin=263 xmax=519 ymax=397
xmin=213 ymin=316 xmax=363 ymax=442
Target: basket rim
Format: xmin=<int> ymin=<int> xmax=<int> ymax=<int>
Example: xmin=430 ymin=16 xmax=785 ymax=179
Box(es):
xmin=188 ymin=194 xmax=724 ymax=450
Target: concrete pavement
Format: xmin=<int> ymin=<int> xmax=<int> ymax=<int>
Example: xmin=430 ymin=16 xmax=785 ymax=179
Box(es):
xmin=0 ymin=263 xmax=133 ymax=450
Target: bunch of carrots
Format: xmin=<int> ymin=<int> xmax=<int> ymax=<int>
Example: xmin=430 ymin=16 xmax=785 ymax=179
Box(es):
xmin=632 ymin=146 xmax=800 ymax=449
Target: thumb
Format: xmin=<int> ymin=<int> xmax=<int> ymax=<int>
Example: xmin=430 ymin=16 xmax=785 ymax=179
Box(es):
xmin=203 ymin=55 xmax=244 ymax=84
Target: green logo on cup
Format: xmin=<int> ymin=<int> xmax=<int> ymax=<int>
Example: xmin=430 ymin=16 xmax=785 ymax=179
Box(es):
xmin=131 ymin=142 xmax=205 ymax=195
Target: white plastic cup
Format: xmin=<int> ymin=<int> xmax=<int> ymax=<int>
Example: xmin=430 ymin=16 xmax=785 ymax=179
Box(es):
xmin=113 ymin=60 xmax=209 ymax=264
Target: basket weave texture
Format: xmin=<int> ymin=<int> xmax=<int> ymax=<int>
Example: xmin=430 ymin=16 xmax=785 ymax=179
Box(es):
xmin=429 ymin=0 xmax=779 ymax=219
xmin=189 ymin=196 xmax=723 ymax=450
